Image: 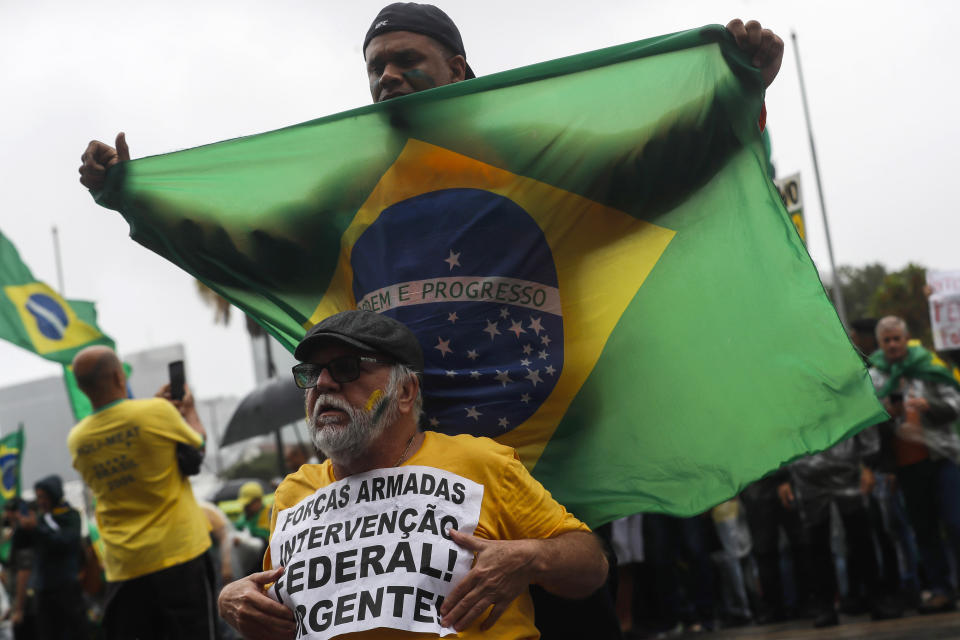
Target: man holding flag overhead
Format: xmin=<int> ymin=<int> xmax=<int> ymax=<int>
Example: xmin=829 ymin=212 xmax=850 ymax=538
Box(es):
xmin=77 ymin=0 xmax=883 ymax=570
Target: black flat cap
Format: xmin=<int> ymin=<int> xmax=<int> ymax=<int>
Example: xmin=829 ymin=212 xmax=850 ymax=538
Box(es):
xmin=364 ymin=3 xmax=476 ymax=79
xmin=295 ymin=310 xmax=424 ymax=373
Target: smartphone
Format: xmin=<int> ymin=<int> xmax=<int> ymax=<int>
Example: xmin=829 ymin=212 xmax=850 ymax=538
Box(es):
xmin=168 ymin=360 xmax=186 ymax=401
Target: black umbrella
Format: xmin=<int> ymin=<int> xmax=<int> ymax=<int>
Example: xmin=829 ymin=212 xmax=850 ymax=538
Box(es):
xmin=221 ymin=376 xmax=305 ymax=447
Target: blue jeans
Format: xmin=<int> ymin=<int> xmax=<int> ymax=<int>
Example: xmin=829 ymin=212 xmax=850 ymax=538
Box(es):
xmin=896 ymin=458 xmax=960 ymax=594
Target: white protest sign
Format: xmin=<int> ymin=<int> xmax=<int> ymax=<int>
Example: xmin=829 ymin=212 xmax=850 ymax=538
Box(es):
xmin=269 ymin=465 xmax=484 ymax=639
xmin=928 ymin=270 xmax=960 ymax=350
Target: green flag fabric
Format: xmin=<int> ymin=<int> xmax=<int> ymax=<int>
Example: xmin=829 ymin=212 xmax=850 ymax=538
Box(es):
xmin=94 ymin=25 xmax=885 ymax=523
xmin=0 ymin=230 xmax=114 ymax=364
xmin=869 ymin=344 xmax=960 ymax=398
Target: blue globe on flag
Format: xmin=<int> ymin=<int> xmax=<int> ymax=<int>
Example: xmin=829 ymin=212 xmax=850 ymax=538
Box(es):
xmin=25 ymin=293 xmax=69 ymax=341
xmin=351 ymin=188 xmax=564 ymax=438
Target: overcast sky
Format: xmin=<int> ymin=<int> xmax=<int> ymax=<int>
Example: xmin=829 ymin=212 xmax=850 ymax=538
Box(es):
xmin=1 ymin=0 xmax=957 ymax=407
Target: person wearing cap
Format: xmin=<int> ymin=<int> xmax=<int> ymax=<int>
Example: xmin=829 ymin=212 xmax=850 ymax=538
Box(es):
xmin=17 ymin=475 xmax=87 ymax=639
xmin=78 ymin=5 xmax=783 ymax=187
xmin=234 ymin=480 xmax=272 ymax=578
xmin=217 ymin=309 xmax=608 ymax=639
xmin=67 ymin=345 xmax=217 ymax=639
xmin=235 ymin=481 xmax=271 ymax=543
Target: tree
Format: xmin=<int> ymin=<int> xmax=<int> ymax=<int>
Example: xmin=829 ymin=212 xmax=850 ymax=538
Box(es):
xmin=835 ymin=263 xmax=888 ymax=322
xmin=194 ymin=280 xmax=264 ymax=336
xmin=868 ymin=263 xmax=931 ymax=346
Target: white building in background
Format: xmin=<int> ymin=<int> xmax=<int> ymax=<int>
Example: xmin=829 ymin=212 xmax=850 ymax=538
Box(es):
xmin=0 ymin=343 xmax=239 ymax=490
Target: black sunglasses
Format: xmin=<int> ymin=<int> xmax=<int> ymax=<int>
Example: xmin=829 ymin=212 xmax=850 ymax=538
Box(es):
xmin=292 ymin=355 xmax=393 ymax=389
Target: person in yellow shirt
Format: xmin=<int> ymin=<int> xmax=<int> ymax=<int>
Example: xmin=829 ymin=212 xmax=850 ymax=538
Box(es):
xmin=235 ymin=481 xmax=271 ymax=542
xmin=67 ymin=346 xmax=216 ymax=640
xmin=218 ymin=310 xmax=608 ymax=639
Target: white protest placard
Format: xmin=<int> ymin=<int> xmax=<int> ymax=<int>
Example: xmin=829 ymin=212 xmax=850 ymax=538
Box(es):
xmin=269 ymin=465 xmax=484 ymax=639
xmin=928 ymin=270 xmax=960 ymax=350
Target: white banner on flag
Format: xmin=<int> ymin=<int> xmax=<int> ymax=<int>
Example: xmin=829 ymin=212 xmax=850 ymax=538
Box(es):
xmin=927 ymin=270 xmax=960 ymax=350
xmin=269 ymin=465 xmax=484 ymax=639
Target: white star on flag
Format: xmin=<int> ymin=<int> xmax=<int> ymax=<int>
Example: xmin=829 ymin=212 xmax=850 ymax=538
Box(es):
xmin=447 ymin=312 xmax=458 ymax=324
xmin=465 ymin=406 xmax=482 ymax=420
xmin=469 ymin=370 xmax=481 ymax=379
xmin=521 ymin=344 xmax=533 ymax=355
xmin=444 ymin=250 xmax=461 ymax=270
xmin=541 ymin=334 xmax=552 ymax=346
xmin=520 ymin=358 xmax=531 ymax=367
xmin=483 ymin=319 xmax=501 ymax=340
xmin=545 ymin=365 xmax=556 ymax=376
xmin=498 ymin=417 xmax=510 ymax=428
xmin=520 ymin=393 xmax=532 ymax=404
xmin=525 ymin=368 xmax=543 ymax=387
xmin=494 ymin=370 xmax=513 ymax=387
xmin=434 ymin=337 xmax=452 ymax=357
xmin=528 ymin=316 xmax=544 ymax=334
xmin=538 ymin=349 xmax=549 ymax=360
xmin=429 ymin=417 xmax=440 ymax=427
xmin=508 ymin=320 xmax=526 ymax=338
xmin=499 ymin=307 xmax=510 ymax=318
xmin=466 ymin=349 xmax=479 ymax=360
xmin=445 ymin=370 xmax=456 ymax=378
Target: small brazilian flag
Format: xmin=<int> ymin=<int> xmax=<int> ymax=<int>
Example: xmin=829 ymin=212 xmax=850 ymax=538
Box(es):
xmin=0 ymin=230 xmax=114 ymax=364
xmin=92 ymin=25 xmax=885 ymax=524
xmin=0 ymin=426 xmax=23 ymax=506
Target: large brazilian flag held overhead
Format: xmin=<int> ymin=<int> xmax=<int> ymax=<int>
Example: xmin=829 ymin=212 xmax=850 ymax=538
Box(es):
xmin=94 ymin=26 xmax=885 ymax=525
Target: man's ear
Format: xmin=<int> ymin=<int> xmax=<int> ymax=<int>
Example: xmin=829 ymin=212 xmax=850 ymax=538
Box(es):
xmin=447 ymin=55 xmax=467 ymax=83
xmin=396 ymin=374 xmax=420 ymax=414
xmin=114 ymin=366 xmax=127 ymax=393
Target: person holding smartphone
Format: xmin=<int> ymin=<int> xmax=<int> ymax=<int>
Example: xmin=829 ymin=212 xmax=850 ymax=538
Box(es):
xmin=67 ymin=346 xmax=216 ymax=639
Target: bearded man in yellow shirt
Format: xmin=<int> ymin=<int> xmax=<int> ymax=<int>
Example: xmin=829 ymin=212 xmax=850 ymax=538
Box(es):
xmin=218 ymin=310 xmax=608 ymax=639
xmin=68 ymin=346 xmax=216 ymax=639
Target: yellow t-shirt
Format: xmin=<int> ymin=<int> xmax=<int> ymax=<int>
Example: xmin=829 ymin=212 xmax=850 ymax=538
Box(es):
xmin=67 ymin=398 xmax=211 ymax=581
xmin=266 ymin=432 xmax=590 ymax=640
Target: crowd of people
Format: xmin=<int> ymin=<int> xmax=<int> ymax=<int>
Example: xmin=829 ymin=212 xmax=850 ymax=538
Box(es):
xmin=609 ymin=315 xmax=960 ymax=637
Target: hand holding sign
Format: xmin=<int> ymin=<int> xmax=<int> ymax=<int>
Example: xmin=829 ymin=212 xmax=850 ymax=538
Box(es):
xmin=218 ymin=567 xmax=297 ymax=640
xmin=440 ymin=529 xmax=536 ymax=632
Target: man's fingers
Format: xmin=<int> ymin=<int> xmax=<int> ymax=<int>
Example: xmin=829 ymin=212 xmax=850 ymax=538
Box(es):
xmin=440 ymin=570 xmax=477 ymax=616
xmin=752 ymin=30 xmax=777 ymax=66
xmin=480 ymin=601 xmax=510 ymax=631
xmin=745 ymin=20 xmax=763 ymax=48
xmin=447 ymin=594 xmax=492 ymax=632
xmin=449 ymin=528 xmax=484 ymax=552
xmin=726 ymin=19 xmax=746 ymax=44
xmin=250 ymin=566 xmax=286 ymax=586
xmin=115 ymin=132 xmax=130 ymax=162
xmin=80 ymin=140 xmax=107 ymax=171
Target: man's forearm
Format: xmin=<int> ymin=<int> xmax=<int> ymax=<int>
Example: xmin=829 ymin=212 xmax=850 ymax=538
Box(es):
xmin=528 ymin=531 xmax=608 ymax=599
xmin=183 ymin=407 xmax=207 ymax=440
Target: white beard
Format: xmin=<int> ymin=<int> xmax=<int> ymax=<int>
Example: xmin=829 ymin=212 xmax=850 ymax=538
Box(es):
xmin=308 ymin=391 xmax=398 ymax=465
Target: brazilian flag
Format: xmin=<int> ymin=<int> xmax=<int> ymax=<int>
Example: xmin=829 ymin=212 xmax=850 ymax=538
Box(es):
xmin=0 ymin=230 xmax=114 ymax=364
xmin=0 ymin=427 xmax=23 ymax=506
xmin=0 ymin=230 xmax=115 ymax=420
xmin=0 ymin=427 xmax=23 ymax=564
xmin=92 ymin=26 xmax=885 ymax=524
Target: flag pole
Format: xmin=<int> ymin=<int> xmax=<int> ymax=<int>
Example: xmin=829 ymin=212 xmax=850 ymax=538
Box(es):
xmin=791 ymin=31 xmax=848 ymax=328
xmin=51 ymin=225 xmax=65 ymax=295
